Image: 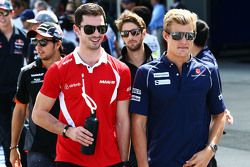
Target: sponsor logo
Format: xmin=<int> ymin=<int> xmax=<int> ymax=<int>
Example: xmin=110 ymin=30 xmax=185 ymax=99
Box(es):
xmin=153 ymin=72 xmax=169 ymax=78
xmin=131 ymin=95 xmax=141 ymax=102
xmin=64 ymin=82 xmax=81 ymax=90
xmin=195 ymin=68 xmax=201 ymax=74
xmin=62 ymin=58 xmax=73 ymax=65
xmin=31 ymin=78 xmax=43 ymax=84
xmin=155 ymin=79 xmax=171 ymax=85
xmin=99 ymin=80 xmax=116 ymax=84
xmin=132 ymin=88 xmax=141 ymax=95
xmin=31 ymin=73 xmax=44 ymax=77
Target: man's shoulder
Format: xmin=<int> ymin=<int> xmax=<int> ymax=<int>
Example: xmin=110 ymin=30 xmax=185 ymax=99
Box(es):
xmin=21 ymin=61 xmax=38 ymax=73
xmin=107 ymin=54 xmax=129 ymax=70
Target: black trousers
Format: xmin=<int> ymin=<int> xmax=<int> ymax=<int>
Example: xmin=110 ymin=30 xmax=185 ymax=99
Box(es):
xmin=0 ymin=93 xmax=27 ymax=167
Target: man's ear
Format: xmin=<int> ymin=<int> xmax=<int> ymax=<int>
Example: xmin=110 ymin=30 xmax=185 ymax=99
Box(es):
xmin=162 ymin=31 xmax=169 ymax=42
xmin=73 ymin=24 xmax=81 ymax=36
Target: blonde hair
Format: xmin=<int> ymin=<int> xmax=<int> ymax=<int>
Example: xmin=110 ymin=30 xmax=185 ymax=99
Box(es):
xmin=163 ymin=9 xmax=197 ymax=33
xmin=115 ymin=10 xmax=146 ymax=31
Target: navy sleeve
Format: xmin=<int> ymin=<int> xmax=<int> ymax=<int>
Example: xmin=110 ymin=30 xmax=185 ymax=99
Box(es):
xmin=207 ymin=68 xmax=226 ymax=115
xmin=129 ymin=67 xmax=149 ymax=116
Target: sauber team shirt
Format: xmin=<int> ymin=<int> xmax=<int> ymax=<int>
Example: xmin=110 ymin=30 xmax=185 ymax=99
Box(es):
xmin=130 ymin=55 xmax=226 ymax=167
xmin=40 ymin=48 xmax=131 ymax=167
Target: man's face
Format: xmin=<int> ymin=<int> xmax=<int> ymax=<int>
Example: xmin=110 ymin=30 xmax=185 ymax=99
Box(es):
xmin=121 ymin=22 xmax=145 ymax=51
xmin=34 ymin=34 xmax=58 ymax=61
xmin=164 ymin=22 xmax=195 ymax=58
xmin=74 ymin=15 xmax=106 ymax=50
xmin=0 ymin=9 xmax=13 ymax=27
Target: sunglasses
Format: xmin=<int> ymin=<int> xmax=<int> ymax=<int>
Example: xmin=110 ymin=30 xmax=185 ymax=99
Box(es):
xmin=120 ymin=28 xmax=142 ymax=38
xmin=32 ymin=39 xmax=54 ymax=47
xmin=0 ymin=10 xmax=10 ymax=17
xmin=168 ymin=32 xmax=196 ymax=40
xmin=79 ymin=25 xmax=108 ymax=35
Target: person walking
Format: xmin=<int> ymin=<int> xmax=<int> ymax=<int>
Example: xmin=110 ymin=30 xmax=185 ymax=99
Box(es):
xmin=10 ymin=22 xmax=63 ymax=167
xmin=32 ymin=3 xmax=131 ymax=167
xmin=130 ymin=9 xmax=227 ymax=167
xmin=0 ymin=1 xmax=28 ymax=166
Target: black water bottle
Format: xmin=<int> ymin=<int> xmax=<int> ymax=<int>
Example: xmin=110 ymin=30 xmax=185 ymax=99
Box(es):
xmin=81 ymin=111 xmax=98 ymax=155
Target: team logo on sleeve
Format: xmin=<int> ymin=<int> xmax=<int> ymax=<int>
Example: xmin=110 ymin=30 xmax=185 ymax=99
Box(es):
xmin=132 ymin=88 xmax=141 ymax=95
xmin=131 ymin=95 xmax=141 ymax=102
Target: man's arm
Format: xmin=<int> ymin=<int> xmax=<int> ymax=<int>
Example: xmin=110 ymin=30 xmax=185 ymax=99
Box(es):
xmin=32 ymin=92 xmax=64 ymax=135
xmin=116 ymin=100 xmax=130 ymax=162
xmin=184 ymin=111 xmax=226 ymax=167
xmin=32 ymin=92 xmax=94 ymax=146
xmin=10 ymin=103 xmax=27 ymax=167
xmin=132 ymin=113 xmax=148 ymax=167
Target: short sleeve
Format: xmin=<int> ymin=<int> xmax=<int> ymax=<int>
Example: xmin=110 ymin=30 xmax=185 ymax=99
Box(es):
xmin=129 ymin=67 xmax=149 ymax=116
xmin=40 ymin=63 xmax=61 ymax=98
xmin=207 ymin=68 xmax=226 ymax=115
xmin=117 ymin=63 xmax=131 ymax=101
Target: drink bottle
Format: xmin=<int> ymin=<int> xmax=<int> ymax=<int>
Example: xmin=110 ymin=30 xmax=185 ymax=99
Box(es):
xmin=81 ymin=111 xmax=98 ymax=155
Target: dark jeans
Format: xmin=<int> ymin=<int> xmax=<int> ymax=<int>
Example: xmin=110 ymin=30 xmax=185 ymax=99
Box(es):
xmin=56 ymin=162 xmax=125 ymax=167
xmin=27 ymin=151 xmax=56 ymax=167
xmin=0 ymin=93 xmax=27 ymax=167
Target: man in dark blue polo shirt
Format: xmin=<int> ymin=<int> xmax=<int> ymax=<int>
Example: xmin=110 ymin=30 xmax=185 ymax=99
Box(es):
xmin=130 ymin=9 xmax=227 ymax=167
xmin=10 ymin=22 xmax=62 ymax=167
xmin=0 ymin=1 xmax=28 ymax=166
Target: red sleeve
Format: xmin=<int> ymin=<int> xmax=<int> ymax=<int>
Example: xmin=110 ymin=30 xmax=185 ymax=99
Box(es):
xmin=40 ymin=63 xmax=61 ymax=98
xmin=117 ymin=62 xmax=131 ymax=101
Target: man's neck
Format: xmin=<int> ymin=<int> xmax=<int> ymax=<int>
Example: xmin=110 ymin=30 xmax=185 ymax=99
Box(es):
xmin=43 ymin=52 xmax=61 ymax=69
xmin=191 ymin=45 xmax=203 ymax=57
xmin=126 ymin=45 xmax=146 ymax=67
xmin=166 ymin=52 xmax=190 ymax=74
xmin=1 ymin=24 xmax=13 ymax=41
xmin=77 ymin=46 xmax=102 ymax=67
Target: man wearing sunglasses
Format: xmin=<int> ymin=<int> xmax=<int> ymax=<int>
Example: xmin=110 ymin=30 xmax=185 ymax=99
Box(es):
xmin=32 ymin=3 xmax=131 ymax=167
xmin=115 ymin=10 xmax=154 ymax=167
xmin=0 ymin=0 xmax=28 ymax=166
xmin=130 ymin=9 xmax=226 ymax=167
xmin=10 ymin=22 xmax=62 ymax=167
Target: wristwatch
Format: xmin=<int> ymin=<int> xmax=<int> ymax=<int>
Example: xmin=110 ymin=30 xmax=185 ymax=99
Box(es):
xmin=209 ymin=143 xmax=218 ymax=153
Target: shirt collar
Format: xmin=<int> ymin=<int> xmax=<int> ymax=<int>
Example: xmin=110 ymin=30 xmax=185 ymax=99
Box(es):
xmin=73 ymin=47 xmax=108 ymax=66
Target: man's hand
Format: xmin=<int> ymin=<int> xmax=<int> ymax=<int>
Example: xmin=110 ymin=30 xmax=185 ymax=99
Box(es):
xmin=183 ymin=146 xmax=214 ymax=167
xmin=225 ymin=109 xmax=233 ymax=125
xmin=66 ymin=126 xmax=94 ymax=146
xmin=10 ymin=148 xmax=22 ymax=167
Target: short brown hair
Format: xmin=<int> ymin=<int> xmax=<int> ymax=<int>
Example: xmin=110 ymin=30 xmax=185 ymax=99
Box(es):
xmin=74 ymin=3 xmax=106 ymax=26
xmin=115 ymin=10 xmax=146 ymax=32
xmin=163 ymin=9 xmax=197 ymax=33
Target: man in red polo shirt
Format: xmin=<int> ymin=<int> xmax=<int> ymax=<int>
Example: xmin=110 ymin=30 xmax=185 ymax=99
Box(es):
xmin=32 ymin=3 xmax=131 ymax=167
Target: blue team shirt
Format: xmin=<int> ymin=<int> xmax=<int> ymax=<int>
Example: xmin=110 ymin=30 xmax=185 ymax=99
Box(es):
xmin=130 ymin=54 xmax=226 ymax=167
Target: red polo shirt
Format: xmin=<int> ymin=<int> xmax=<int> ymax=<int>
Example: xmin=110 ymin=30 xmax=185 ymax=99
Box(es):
xmin=40 ymin=48 xmax=131 ymax=166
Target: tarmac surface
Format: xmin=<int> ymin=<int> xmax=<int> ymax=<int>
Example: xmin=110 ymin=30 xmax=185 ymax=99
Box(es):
xmin=215 ymin=55 xmax=250 ymax=167
xmin=1 ymin=54 xmax=250 ymax=167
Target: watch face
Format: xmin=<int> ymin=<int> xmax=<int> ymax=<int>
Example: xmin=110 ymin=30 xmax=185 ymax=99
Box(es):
xmin=214 ymin=144 xmax=218 ymax=151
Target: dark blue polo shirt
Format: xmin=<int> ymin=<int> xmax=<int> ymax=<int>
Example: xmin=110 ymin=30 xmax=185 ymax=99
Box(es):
xmin=195 ymin=47 xmax=223 ymax=92
xmin=130 ymin=54 xmax=226 ymax=167
xmin=0 ymin=26 xmax=28 ymax=94
xmin=16 ymin=59 xmax=60 ymax=155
